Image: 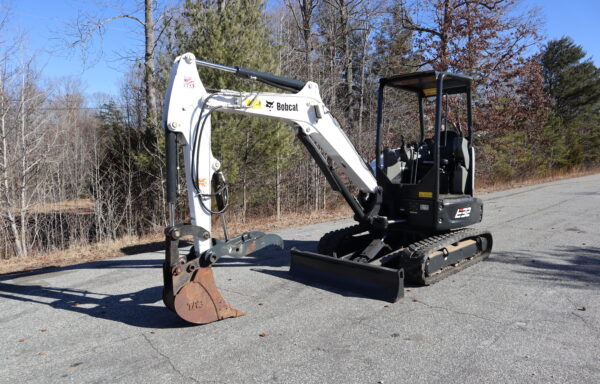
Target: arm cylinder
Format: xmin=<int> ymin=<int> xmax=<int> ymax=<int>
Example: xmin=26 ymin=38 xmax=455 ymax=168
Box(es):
xmin=195 ymin=58 xmax=306 ymax=92
xmin=165 ymin=129 xmax=178 ymax=227
xmin=235 ymin=67 xmax=306 ymax=92
xmin=195 ymin=59 xmax=236 ymax=73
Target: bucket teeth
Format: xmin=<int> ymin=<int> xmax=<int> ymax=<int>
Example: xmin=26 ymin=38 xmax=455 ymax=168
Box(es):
xmin=173 ymin=267 xmax=244 ymax=324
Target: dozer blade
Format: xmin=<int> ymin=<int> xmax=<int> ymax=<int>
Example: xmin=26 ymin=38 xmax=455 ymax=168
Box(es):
xmin=289 ymin=248 xmax=404 ymax=302
xmin=173 ymin=267 xmax=244 ymax=324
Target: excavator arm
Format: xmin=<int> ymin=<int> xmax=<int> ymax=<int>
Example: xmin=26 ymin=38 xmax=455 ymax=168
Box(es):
xmin=162 ymin=53 xmax=381 ymax=323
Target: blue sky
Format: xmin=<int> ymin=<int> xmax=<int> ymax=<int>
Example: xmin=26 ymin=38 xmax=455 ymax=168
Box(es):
xmin=4 ymin=0 xmax=600 ymax=99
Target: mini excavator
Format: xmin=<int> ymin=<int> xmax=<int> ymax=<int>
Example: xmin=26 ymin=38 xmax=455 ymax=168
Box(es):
xmin=162 ymin=53 xmax=493 ymax=324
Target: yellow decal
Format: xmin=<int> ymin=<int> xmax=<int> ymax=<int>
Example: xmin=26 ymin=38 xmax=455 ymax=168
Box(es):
xmin=243 ymin=98 xmax=262 ymax=109
xmin=197 ymin=178 xmax=207 ymax=188
xmin=423 ymin=88 xmax=437 ymax=97
xmin=418 ymin=191 xmax=433 ymax=198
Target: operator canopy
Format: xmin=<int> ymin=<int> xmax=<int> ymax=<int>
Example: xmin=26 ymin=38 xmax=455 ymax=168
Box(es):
xmin=380 ymin=71 xmax=472 ymax=97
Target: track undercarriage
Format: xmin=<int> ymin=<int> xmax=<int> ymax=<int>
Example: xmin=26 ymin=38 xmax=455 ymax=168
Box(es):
xmin=290 ymin=225 xmax=492 ymax=301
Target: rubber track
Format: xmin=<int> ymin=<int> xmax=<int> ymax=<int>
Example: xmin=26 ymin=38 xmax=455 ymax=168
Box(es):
xmin=399 ymin=228 xmax=493 ymax=286
xmin=317 ymin=225 xmax=367 ymax=257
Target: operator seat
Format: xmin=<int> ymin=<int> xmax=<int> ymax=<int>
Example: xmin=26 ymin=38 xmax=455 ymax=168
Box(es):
xmin=440 ymin=131 xmax=470 ymax=194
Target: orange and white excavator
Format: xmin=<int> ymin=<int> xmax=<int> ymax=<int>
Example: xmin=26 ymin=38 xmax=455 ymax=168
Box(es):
xmin=161 ymin=52 xmax=492 ymax=324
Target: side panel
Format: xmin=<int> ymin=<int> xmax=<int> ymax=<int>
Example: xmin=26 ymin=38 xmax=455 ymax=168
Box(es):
xmin=436 ymin=197 xmax=483 ymax=231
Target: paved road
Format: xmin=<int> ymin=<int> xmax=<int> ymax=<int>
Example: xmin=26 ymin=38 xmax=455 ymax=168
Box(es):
xmin=1 ymin=174 xmax=599 ymax=383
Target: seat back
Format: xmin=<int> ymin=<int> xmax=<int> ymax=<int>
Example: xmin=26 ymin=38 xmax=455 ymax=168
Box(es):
xmin=439 ymin=131 xmax=470 ymax=194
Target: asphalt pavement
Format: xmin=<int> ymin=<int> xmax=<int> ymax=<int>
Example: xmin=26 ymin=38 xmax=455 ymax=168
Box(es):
xmin=1 ymin=174 xmax=599 ymax=383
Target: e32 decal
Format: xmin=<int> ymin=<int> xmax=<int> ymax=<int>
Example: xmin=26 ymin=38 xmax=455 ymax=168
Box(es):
xmin=455 ymin=207 xmax=471 ymax=219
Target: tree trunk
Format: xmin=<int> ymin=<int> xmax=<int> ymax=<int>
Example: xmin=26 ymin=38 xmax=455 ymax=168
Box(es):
xmin=242 ymin=131 xmax=250 ymax=222
xmin=300 ymin=0 xmax=314 ymax=80
xmin=357 ymin=21 xmax=369 ymax=154
xmin=144 ymin=0 xmax=156 ymax=123
xmin=0 ymin=87 xmax=25 ymax=257
xmin=314 ymin=162 xmax=319 ymax=211
xmin=18 ymin=68 xmax=28 ymax=257
xmin=439 ymin=0 xmax=451 ymax=71
xmin=276 ymin=152 xmax=281 ymax=219
xmin=339 ymin=1 xmax=353 ymax=135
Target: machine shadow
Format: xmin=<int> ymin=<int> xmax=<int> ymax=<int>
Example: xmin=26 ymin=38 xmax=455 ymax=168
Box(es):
xmin=0 ymin=258 xmax=163 ymax=282
xmin=0 ymin=241 xmax=184 ymax=328
xmin=120 ymin=240 xmax=167 ymax=255
xmin=0 ymin=240 xmax=317 ymax=328
xmin=488 ymin=246 xmax=600 ymax=287
xmin=214 ymin=239 xmax=318 ymax=268
xmin=217 ymin=239 xmax=379 ymax=300
xmin=0 ymin=282 xmax=190 ymax=328
xmin=0 ymin=240 xmax=198 ymax=282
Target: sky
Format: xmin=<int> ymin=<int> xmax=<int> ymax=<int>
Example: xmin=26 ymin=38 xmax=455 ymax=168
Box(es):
xmin=3 ymin=0 xmax=600 ymax=99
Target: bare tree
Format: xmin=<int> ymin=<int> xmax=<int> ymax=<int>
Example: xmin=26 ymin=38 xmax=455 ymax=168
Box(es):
xmin=0 ymin=46 xmax=57 ymax=257
xmin=67 ymin=0 xmax=171 ymax=125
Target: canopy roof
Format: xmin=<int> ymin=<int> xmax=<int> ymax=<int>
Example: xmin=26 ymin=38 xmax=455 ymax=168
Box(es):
xmin=380 ymin=71 xmax=472 ymax=96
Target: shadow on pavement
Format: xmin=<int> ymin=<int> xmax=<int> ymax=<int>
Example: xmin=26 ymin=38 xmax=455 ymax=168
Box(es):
xmin=120 ymin=239 xmax=192 ymax=255
xmin=0 ymin=240 xmax=201 ymax=283
xmin=0 ymin=239 xmax=316 ymax=328
xmin=0 ymin=282 xmax=190 ymax=328
xmin=0 ymin=258 xmax=163 ymax=282
xmin=215 ymin=239 xmax=316 ymax=268
xmin=253 ymin=268 xmax=376 ymax=300
xmin=488 ymin=246 xmax=600 ymax=287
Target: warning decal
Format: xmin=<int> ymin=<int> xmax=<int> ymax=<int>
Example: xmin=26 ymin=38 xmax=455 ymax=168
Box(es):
xmin=243 ymin=98 xmax=262 ymax=109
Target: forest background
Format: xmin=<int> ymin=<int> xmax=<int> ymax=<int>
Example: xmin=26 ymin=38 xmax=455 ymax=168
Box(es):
xmin=1 ymin=0 xmax=599 ymax=260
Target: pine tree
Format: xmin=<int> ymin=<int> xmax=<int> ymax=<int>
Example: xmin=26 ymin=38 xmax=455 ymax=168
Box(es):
xmin=542 ymin=37 xmax=600 ymax=123
xmin=171 ymin=0 xmax=297 ymax=220
xmin=542 ymin=37 xmax=600 ymax=166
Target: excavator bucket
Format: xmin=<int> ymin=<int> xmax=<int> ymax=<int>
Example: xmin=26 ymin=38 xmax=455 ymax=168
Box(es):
xmin=162 ymin=225 xmax=283 ymax=324
xmin=289 ymin=249 xmax=404 ymax=302
xmin=172 ymin=267 xmax=244 ymax=324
